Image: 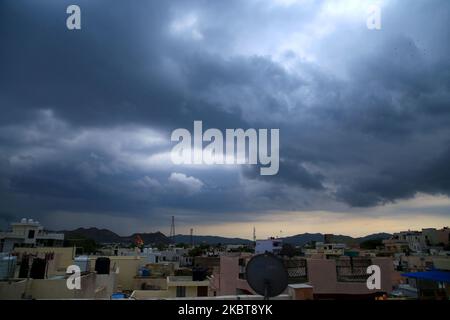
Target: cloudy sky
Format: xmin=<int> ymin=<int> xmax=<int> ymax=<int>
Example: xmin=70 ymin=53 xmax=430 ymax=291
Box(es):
xmin=0 ymin=0 xmax=449 ymax=238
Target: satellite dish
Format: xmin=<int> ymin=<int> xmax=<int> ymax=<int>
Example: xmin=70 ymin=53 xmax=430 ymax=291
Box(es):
xmin=245 ymin=253 xmax=288 ymax=299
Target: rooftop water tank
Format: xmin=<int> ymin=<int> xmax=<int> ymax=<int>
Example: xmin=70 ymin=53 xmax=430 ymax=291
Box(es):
xmin=111 ymin=293 xmax=127 ymax=299
xmin=138 ymin=267 xmax=151 ymax=277
xmin=95 ymin=257 xmax=110 ymax=275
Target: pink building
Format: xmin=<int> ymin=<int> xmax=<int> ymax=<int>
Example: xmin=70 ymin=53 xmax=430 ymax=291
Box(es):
xmin=210 ymin=253 xmax=254 ymax=296
xmin=211 ymin=254 xmax=396 ymax=299
xmin=306 ymin=257 xmax=394 ymax=299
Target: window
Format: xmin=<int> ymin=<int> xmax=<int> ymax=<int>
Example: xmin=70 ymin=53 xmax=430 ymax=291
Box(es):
xmin=176 ymin=286 xmax=186 ymax=297
xmin=28 ymin=230 xmax=35 ymax=239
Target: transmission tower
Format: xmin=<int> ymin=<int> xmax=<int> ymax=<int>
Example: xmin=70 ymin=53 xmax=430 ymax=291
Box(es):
xmin=170 ymin=216 xmax=175 ymax=241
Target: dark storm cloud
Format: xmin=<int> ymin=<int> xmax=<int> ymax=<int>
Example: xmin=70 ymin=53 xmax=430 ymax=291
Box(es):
xmin=0 ymin=0 xmax=255 ymax=130
xmin=0 ymin=0 xmax=177 ymax=127
xmin=243 ymin=159 xmax=325 ymax=190
xmin=336 ymin=146 xmax=450 ymax=207
xmin=0 ymin=0 xmax=450 ymax=230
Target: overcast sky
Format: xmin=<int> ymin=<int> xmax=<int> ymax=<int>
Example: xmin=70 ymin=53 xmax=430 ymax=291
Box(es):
xmin=0 ymin=0 xmax=449 ymax=238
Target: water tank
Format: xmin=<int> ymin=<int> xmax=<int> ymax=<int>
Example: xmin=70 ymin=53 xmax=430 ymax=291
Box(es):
xmin=111 ymin=293 xmax=127 ymax=299
xmin=95 ymin=257 xmax=110 ymax=275
xmin=30 ymin=258 xmax=46 ymax=279
xmin=142 ymin=268 xmax=150 ymax=277
xmin=138 ymin=267 xmax=150 ymax=277
xmin=0 ymin=255 xmax=17 ymax=280
xmin=74 ymin=256 xmax=90 ymax=272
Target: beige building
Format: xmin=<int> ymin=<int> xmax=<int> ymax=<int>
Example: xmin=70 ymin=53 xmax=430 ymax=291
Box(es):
xmin=88 ymin=255 xmax=141 ymax=291
xmin=0 ymin=219 xmax=64 ymax=253
xmin=422 ymin=227 xmax=450 ymax=246
xmin=131 ymin=276 xmax=210 ymax=299
xmin=14 ymin=246 xmax=76 ymax=274
xmin=383 ymin=238 xmax=410 ymax=253
xmin=0 ymin=272 xmax=116 ymax=300
xmin=304 ymin=242 xmax=346 ymax=257
xmin=384 ymin=227 xmax=450 ymax=254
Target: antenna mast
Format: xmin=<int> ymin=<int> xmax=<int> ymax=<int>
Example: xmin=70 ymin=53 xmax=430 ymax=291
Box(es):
xmin=170 ymin=216 xmax=175 ymax=241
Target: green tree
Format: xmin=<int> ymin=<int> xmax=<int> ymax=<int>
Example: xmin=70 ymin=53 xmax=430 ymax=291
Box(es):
xmin=360 ymin=239 xmax=383 ymax=250
xmin=280 ymin=243 xmax=301 ymax=257
xmin=64 ymin=236 xmax=98 ymax=255
xmin=188 ymin=246 xmax=204 ymax=257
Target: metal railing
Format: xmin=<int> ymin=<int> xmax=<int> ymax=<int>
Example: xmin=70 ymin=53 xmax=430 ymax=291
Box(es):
xmin=283 ymin=258 xmax=308 ymax=283
xmin=336 ymin=257 xmax=372 ymax=282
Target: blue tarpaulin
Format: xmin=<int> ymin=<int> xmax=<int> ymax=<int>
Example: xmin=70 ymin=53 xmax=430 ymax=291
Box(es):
xmin=402 ymin=271 xmax=450 ymax=283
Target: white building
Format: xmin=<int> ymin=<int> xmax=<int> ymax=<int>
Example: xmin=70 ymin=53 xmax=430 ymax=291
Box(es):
xmin=159 ymin=247 xmax=190 ymax=263
xmin=255 ymin=238 xmax=283 ymax=255
xmin=0 ymin=218 xmax=64 ymax=253
xmin=140 ymin=247 xmax=162 ymax=263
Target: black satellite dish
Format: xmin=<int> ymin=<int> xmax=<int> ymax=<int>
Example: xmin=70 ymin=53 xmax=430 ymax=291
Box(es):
xmin=245 ymin=253 xmax=288 ymax=299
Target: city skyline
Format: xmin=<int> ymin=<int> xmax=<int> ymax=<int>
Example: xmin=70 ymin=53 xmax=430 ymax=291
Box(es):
xmin=8 ymin=194 xmax=448 ymax=240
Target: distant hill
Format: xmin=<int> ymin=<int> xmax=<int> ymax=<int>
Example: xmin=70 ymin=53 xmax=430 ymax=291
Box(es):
xmin=281 ymin=232 xmax=392 ymax=246
xmin=357 ymin=233 xmax=392 ymax=243
xmin=61 ymin=228 xmax=171 ymax=245
xmin=61 ymin=227 xmax=391 ymax=247
xmin=172 ymin=232 xmax=391 ymax=246
xmin=281 ymin=233 xmax=324 ymax=246
xmin=123 ymin=232 xmax=170 ymax=245
xmin=62 ymin=228 xmax=123 ymax=243
xmin=173 ymin=234 xmax=253 ymax=245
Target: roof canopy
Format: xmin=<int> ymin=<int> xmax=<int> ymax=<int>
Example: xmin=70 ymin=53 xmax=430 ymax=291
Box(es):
xmin=402 ymin=271 xmax=450 ymax=283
